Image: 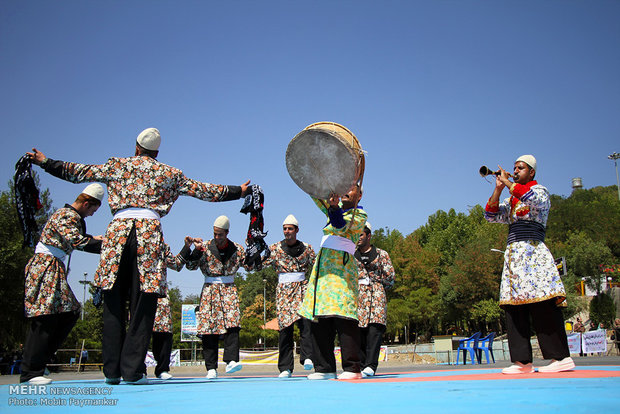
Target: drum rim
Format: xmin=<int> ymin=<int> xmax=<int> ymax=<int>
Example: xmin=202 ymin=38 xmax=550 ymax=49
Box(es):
xmin=302 ymin=121 xmax=362 ymax=151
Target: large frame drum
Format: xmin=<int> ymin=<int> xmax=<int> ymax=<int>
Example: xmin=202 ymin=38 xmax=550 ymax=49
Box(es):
xmin=286 ymin=122 xmax=365 ymax=199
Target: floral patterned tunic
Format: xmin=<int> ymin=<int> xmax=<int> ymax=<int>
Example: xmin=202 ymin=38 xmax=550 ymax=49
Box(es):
xmin=41 ymin=155 xmax=241 ymax=296
xmin=356 ymin=247 xmax=395 ymax=327
xmin=485 ymin=181 xmax=566 ymax=307
xmin=262 ymin=241 xmax=316 ymax=330
xmin=152 ymin=245 xmax=189 ymax=333
xmin=186 ymin=239 xmax=246 ymax=335
xmin=299 ymin=198 xmax=367 ymax=321
xmin=24 ymin=205 xmax=101 ymax=317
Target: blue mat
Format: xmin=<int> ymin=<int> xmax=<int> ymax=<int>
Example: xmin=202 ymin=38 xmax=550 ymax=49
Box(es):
xmin=3 ymin=366 xmax=619 ymax=413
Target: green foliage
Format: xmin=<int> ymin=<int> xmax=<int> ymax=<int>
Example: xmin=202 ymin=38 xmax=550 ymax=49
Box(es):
xmin=239 ymin=316 xmax=278 ymax=348
xmin=168 ymin=287 xmax=184 ymax=349
xmin=370 ymin=227 xmax=404 ymax=256
xmin=589 ymin=292 xmax=617 ymax=328
xmin=470 ymin=299 xmax=503 ymax=333
xmin=559 ymin=231 xmax=614 ymax=293
xmin=63 ymin=298 xmax=103 ymax=359
xmin=547 ymin=186 xmax=620 ymax=257
xmin=236 ymin=267 xmax=277 ymax=316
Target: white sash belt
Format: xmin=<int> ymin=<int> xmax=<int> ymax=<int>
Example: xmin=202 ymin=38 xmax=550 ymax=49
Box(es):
xmin=113 ymin=208 xmax=161 ymax=220
xmin=278 ymin=272 xmax=305 ymax=283
xmin=358 ymin=277 xmax=371 ymax=285
xmin=320 ymin=235 xmax=356 ymax=256
xmin=205 ymin=275 xmax=235 ymax=284
xmin=35 ymin=242 xmax=67 ymax=260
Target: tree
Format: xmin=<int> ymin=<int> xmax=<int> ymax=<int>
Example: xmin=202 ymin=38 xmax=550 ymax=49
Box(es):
xmin=391 ymin=234 xmax=440 ymax=295
xmin=444 ymin=222 xmax=504 ymax=317
xmin=239 ymin=294 xmax=277 ymax=348
xmin=547 ymin=185 xmax=620 ymax=257
xmin=63 ymin=295 xmax=103 ymax=362
xmin=470 ymin=299 xmax=503 ymax=334
xmin=168 ymin=287 xmax=184 ymax=349
xmin=562 ymin=231 xmax=614 ymax=294
xmin=0 ymin=175 xmax=53 ymax=352
xmin=236 ymin=268 xmax=277 ymax=315
xmin=589 ymin=292 xmax=616 ymax=328
xmin=370 ymin=227 xmax=403 ymax=256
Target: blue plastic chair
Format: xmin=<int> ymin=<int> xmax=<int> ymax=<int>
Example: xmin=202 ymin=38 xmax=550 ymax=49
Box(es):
xmin=475 ymin=332 xmax=496 ymax=364
xmin=455 ymin=332 xmax=481 ymax=365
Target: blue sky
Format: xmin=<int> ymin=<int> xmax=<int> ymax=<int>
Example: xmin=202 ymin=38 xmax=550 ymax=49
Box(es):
xmin=1 ymin=0 xmax=619 ymax=299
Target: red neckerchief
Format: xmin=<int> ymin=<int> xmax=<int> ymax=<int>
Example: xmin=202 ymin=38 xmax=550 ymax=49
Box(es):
xmin=510 ymin=180 xmax=538 ymax=217
xmin=510 ymin=180 xmax=537 ymax=208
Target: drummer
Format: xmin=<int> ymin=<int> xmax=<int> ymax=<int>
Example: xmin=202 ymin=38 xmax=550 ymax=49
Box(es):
xmin=299 ymin=184 xmax=367 ymax=380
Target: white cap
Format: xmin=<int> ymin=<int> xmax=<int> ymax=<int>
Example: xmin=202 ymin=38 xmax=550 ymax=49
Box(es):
xmin=213 ymin=215 xmax=230 ymax=230
xmin=136 ymin=128 xmax=161 ymax=151
xmin=81 ymin=183 xmax=104 ymax=201
xmin=283 ymin=214 xmax=299 ymax=227
xmin=516 ymin=154 xmax=537 ymax=171
xmin=365 ymin=221 xmax=372 ymax=232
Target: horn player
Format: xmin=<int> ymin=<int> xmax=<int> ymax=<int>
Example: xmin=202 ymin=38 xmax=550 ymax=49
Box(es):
xmin=484 ymin=155 xmax=574 ymax=374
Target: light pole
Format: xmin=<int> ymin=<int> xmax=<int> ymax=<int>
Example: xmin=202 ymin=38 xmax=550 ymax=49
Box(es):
xmin=78 ymin=272 xmax=89 ymax=320
xmin=608 ymin=152 xmax=620 ymax=201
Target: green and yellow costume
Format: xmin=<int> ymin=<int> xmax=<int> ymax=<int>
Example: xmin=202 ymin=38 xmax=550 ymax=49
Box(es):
xmin=299 ymin=197 xmax=367 ymax=321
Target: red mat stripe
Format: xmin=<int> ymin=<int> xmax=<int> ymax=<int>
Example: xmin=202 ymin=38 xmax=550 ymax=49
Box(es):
xmin=342 ymin=370 xmax=620 ymax=383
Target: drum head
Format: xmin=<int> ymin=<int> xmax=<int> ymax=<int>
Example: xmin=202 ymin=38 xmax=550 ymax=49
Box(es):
xmin=286 ymin=129 xmax=359 ymax=199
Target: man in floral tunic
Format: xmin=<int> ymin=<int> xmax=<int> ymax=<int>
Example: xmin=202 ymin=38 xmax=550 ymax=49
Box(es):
xmin=299 ymin=185 xmax=367 ymax=380
xmin=186 ymin=216 xmax=248 ymax=379
xmin=485 ymin=154 xmax=574 ymax=374
xmin=354 ymin=221 xmax=395 ymax=378
xmin=150 ymin=239 xmax=194 ymax=380
xmin=20 ymin=184 xmax=105 ymax=385
xmin=262 ymin=214 xmax=317 ymax=378
xmin=27 ymin=127 xmax=250 ymax=384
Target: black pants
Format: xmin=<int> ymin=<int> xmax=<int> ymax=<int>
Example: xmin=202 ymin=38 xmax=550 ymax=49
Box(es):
xmin=152 ymin=332 xmax=173 ymax=377
xmin=20 ymin=311 xmax=79 ymax=382
xmin=278 ymin=317 xmax=313 ymax=373
xmin=310 ymin=317 xmax=361 ymax=374
xmin=102 ymin=227 xmax=158 ymax=382
xmin=505 ymin=299 xmax=570 ymax=364
xmin=201 ymin=327 xmax=240 ymax=370
xmin=360 ymin=323 xmax=386 ymax=372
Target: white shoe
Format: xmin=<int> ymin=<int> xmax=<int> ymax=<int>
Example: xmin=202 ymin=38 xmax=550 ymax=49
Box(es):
xmin=278 ymin=370 xmax=292 ymax=378
xmin=28 ymin=376 xmax=52 ymax=385
xmin=206 ymin=369 xmax=218 ymax=379
xmin=307 ymin=372 xmax=337 ymax=380
xmin=303 ymin=359 xmax=314 ymax=370
xmin=157 ymin=372 xmax=173 ymax=380
xmin=538 ymin=357 xmax=575 ymax=373
xmin=361 ymin=367 xmax=375 ymax=377
xmin=125 ymin=374 xmax=149 ymax=385
xmin=105 ymin=377 xmax=121 ymax=385
xmin=225 ymin=361 xmax=242 ymax=374
xmin=502 ymin=362 xmax=534 ymax=374
xmin=337 ymin=371 xmax=362 ymax=380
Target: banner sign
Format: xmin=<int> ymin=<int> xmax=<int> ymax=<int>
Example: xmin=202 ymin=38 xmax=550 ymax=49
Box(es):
xmin=145 ymin=349 xmax=181 ymax=367
xmin=567 ymin=333 xmax=581 ymax=354
xmin=582 ymin=329 xmax=607 ymax=354
xmin=202 ymin=347 xmax=388 ymax=366
xmin=181 ymin=304 xmax=200 ymax=342
xmin=335 ymin=346 xmax=388 ymax=362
